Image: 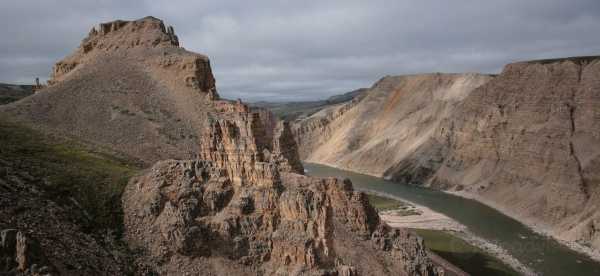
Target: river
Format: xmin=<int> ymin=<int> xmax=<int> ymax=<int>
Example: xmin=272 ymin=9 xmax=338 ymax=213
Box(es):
xmin=304 ymin=162 xmax=600 ymax=276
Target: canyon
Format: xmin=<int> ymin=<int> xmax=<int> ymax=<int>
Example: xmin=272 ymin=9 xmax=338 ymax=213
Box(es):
xmin=292 ymin=57 xmax=600 ymax=258
xmin=0 ymin=17 xmax=456 ymax=275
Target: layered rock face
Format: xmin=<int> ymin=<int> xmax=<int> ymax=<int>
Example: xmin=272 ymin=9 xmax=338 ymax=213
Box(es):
xmin=293 ymin=73 xmax=492 ymax=177
xmin=294 ymin=57 xmax=600 ymax=251
xmin=123 ymin=86 xmax=440 ymax=275
xmin=415 ymin=58 xmax=600 ymax=250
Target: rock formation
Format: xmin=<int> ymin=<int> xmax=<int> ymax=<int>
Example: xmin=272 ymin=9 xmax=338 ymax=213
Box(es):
xmin=294 ymin=57 xmax=600 ymax=253
xmin=123 ymin=160 xmax=438 ymax=275
xmin=0 ymin=17 xmax=452 ymax=275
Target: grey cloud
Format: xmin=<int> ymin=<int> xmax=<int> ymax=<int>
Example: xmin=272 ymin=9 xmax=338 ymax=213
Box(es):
xmin=1 ymin=0 xmax=599 ymax=101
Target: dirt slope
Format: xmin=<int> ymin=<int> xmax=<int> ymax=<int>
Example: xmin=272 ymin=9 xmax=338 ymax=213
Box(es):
xmin=293 ymin=73 xmax=493 ymax=176
xmin=0 ymin=16 xmax=218 ymax=164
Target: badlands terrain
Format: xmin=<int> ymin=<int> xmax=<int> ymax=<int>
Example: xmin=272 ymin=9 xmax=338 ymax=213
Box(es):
xmin=0 ymin=16 xmax=460 ymax=275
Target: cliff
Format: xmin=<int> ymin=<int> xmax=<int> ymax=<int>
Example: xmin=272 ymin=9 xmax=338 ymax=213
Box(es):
xmin=293 ymin=73 xmax=493 ymax=176
xmin=418 ymin=58 xmax=600 ymax=251
xmin=294 ymin=57 xmax=600 ymax=253
xmin=0 ymin=17 xmax=449 ymax=275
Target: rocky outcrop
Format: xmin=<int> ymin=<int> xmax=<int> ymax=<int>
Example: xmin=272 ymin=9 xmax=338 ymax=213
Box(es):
xmin=123 ymin=160 xmax=438 ymax=275
xmin=124 ymin=94 xmax=441 ymax=275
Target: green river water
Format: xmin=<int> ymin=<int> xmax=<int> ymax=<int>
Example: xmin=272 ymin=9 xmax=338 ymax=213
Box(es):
xmin=304 ymin=163 xmax=600 ymax=276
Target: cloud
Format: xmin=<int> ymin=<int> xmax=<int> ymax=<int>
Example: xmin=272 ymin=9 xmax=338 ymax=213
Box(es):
xmin=1 ymin=0 xmax=599 ymax=101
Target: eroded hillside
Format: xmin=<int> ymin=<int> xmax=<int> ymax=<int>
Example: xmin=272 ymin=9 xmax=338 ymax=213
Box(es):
xmin=294 ymin=57 xmax=600 ymax=253
xmin=293 ymin=73 xmax=493 ymax=177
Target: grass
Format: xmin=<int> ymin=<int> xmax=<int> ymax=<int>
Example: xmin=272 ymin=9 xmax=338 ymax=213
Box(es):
xmin=0 ymin=118 xmax=141 ymax=235
xmin=413 ymin=229 xmax=520 ymax=276
xmin=366 ymin=193 xmax=421 ymax=215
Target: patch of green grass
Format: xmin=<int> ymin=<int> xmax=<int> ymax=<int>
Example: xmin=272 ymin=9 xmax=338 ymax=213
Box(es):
xmin=366 ymin=194 xmax=420 ymax=216
xmin=413 ymin=229 xmax=520 ymax=276
xmin=0 ymin=118 xmax=141 ymax=235
xmin=367 ymin=194 xmax=404 ymax=210
xmin=0 ymin=96 xmax=23 ymax=105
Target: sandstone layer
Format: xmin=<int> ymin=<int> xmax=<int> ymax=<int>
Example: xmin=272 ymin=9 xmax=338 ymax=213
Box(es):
xmin=0 ymin=17 xmax=452 ymax=275
xmin=294 ymin=57 xmax=600 ymax=253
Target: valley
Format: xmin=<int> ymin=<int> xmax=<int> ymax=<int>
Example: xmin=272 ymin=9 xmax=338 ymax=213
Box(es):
xmin=1 ymin=5 xmax=598 ymax=275
xmin=305 ymin=162 xmax=600 ymax=276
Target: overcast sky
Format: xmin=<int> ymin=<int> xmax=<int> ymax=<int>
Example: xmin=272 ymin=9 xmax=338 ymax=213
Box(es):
xmin=1 ymin=1 xmax=599 ymax=101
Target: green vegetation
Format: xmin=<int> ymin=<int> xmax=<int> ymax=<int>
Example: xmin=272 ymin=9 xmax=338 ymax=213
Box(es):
xmin=0 ymin=118 xmax=141 ymax=234
xmin=0 ymin=95 xmax=24 ymax=105
xmin=0 ymin=84 xmax=34 ymax=105
xmin=413 ymin=229 xmax=520 ymax=276
xmin=366 ymin=193 xmax=421 ymax=215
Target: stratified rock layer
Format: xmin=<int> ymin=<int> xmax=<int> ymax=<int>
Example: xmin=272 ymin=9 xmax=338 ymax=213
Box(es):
xmin=294 ymin=57 xmax=600 ymax=252
xmin=419 ymin=58 xmax=600 ymax=251
xmin=293 ymin=73 xmax=492 ymax=177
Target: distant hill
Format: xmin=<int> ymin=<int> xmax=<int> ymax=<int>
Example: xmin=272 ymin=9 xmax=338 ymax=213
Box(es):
xmin=0 ymin=83 xmax=34 ymax=104
xmin=251 ymin=88 xmax=368 ymax=121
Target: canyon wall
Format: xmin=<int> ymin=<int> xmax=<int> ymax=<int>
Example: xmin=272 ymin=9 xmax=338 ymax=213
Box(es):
xmin=294 ymin=73 xmax=492 ymax=177
xmin=421 ymin=58 xmax=600 ymax=251
xmin=294 ymin=57 xmax=600 ymax=252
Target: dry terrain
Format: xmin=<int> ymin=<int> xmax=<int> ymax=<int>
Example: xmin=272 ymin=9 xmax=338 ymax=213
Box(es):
xmin=0 ymin=16 xmax=457 ymax=275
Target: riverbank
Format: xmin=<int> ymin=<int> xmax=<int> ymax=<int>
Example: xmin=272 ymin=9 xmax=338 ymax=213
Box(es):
xmin=305 ymin=160 xmax=600 ymax=265
xmin=447 ymin=190 xmax=600 ymax=264
xmin=364 ymin=190 xmax=536 ymax=276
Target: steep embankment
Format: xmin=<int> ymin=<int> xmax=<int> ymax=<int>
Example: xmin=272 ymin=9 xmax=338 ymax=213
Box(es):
xmin=293 ymin=73 xmax=493 ymax=176
xmin=294 ymin=57 xmax=600 ymax=254
xmin=1 ymin=17 xmax=455 ymax=275
xmin=416 ymin=57 xmax=600 ymax=253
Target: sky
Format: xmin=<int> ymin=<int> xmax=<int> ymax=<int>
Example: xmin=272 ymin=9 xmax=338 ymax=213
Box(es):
xmin=1 ymin=1 xmax=599 ymax=102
